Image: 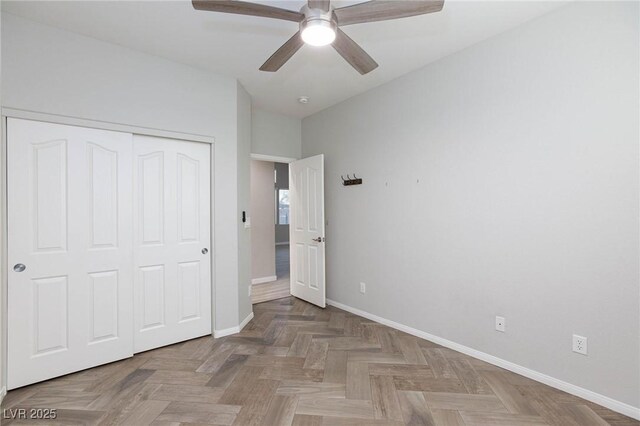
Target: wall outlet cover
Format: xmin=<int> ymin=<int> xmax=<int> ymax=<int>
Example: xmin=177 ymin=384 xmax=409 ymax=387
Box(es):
xmin=573 ymin=334 xmax=588 ymax=355
xmin=495 ymin=316 xmax=506 ymax=332
xmin=359 ymin=282 xmax=366 ymax=294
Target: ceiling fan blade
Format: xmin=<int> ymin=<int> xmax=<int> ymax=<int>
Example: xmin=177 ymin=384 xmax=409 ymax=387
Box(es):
xmin=332 ymin=28 xmax=378 ymax=75
xmin=259 ymin=31 xmax=305 ymax=72
xmin=308 ymin=0 xmax=330 ymax=12
xmin=334 ymin=0 xmax=444 ymax=26
xmin=192 ymin=0 xmax=304 ymax=22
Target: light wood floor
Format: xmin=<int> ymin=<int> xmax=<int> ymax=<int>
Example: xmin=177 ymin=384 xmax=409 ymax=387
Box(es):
xmin=252 ymin=278 xmax=290 ymax=304
xmin=252 ymin=244 xmax=291 ymax=304
xmin=275 ymin=244 xmax=289 ymax=280
xmin=2 ymin=297 xmax=637 ymax=425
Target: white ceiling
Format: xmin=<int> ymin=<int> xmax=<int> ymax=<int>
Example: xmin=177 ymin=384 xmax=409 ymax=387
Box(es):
xmin=2 ymin=0 xmax=568 ymax=118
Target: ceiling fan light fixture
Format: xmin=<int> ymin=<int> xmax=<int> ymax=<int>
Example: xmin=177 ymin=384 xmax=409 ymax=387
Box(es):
xmin=193 ymin=0 xmax=445 ymax=74
xmin=301 ymin=19 xmax=336 ymax=46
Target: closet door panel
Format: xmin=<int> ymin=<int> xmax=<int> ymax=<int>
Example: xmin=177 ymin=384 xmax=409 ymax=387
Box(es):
xmin=133 ymin=135 xmax=211 ymax=353
xmin=7 ymin=118 xmax=133 ymax=389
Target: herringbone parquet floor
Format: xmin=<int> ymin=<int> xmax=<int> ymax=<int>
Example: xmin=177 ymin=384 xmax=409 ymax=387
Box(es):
xmin=1 ymin=297 xmax=637 ymax=425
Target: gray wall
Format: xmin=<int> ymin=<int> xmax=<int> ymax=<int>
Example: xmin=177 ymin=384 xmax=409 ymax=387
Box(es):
xmin=251 ymin=108 xmax=301 ymax=159
xmin=1 ymin=13 xmax=250 ymax=336
xmin=275 ymin=162 xmax=290 ymax=245
xmin=237 ymin=84 xmax=253 ymax=323
xmin=250 ymin=160 xmax=276 ymax=281
xmin=302 ymin=1 xmax=639 ymax=409
xmin=250 ymin=108 xmax=299 ymax=247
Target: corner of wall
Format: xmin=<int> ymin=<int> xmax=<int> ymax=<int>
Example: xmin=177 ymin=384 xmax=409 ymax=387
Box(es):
xmin=236 ymin=82 xmax=253 ymax=324
xmin=251 ymin=108 xmax=302 ymax=160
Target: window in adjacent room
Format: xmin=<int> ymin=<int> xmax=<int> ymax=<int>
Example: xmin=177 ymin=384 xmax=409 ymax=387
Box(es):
xmin=277 ymin=189 xmax=289 ymax=225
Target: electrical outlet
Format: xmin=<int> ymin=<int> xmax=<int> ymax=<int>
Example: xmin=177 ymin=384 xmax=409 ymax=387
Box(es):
xmin=573 ymin=334 xmax=587 ymax=355
xmin=495 ymin=316 xmax=506 ymax=332
xmin=359 ymin=282 xmax=366 ymax=294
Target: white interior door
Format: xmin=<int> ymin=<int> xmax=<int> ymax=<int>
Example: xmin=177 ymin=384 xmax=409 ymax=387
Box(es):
xmin=133 ymin=135 xmax=212 ymax=353
xmin=289 ymin=154 xmax=326 ymax=307
xmin=7 ymin=118 xmax=133 ymax=389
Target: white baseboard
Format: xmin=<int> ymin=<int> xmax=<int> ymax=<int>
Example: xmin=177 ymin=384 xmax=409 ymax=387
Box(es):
xmin=214 ymin=326 xmax=238 ymax=338
xmin=0 ymin=386 xmax=6 ymax=404
xmin=275 ymin=242 xmax=289 ymax=246
xmin=326 ymin=299 xmax=640 ymax=421
xmin=213 ymin=312 xmax=254 ymax=338
xmin=239 ymin=311 xmax=255 ymax=331
xmin=251 ymin=275 xmax=278 ymax=285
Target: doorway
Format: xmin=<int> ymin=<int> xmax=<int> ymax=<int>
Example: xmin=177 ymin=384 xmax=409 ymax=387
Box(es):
xmin=250 ymin=159 xmax=291 ymax=304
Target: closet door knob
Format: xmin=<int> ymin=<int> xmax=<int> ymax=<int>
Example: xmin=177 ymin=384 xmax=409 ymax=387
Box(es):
xmin=13 ymin=263 xmax=26 ymax=272
xmin=201 ymin=248 xmax=208 ymax=254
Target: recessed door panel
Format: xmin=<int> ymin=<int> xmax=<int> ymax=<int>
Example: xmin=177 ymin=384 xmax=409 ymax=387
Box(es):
xmin=88 ymin=143 xmax=118 ymax=249
xmin=295 ymin=170 xmax=305 ymax=231
xmin=88 ymin=271 xmax=118 ymax=343
xmin=178 ymin=261 xmax=200 ymax=322
xmin=140 ymin=265 xmax=165 ymax=330
xmin=33 ymin=276 xmax=68 ymax=356
xmin=140 ymin=152 xmax=164 ymax=246
xmin=308 ymin=246 xmax=318 ymax=290
xmin=33 ymin=140 xmax=67 ymax=252
xmin=296 ymin=243 xmax=306 ymax=286
xmin=8 ymin=118 xmax=134 ymax=389
xmin=178 ymin=154 xmax=200 ymax=243
xmin=307 ymin=168 xmax=318 ymax=232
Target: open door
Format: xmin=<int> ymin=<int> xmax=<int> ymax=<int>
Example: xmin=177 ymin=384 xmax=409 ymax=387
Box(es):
xmin=289 ymin=154 xmax=325 ymax=308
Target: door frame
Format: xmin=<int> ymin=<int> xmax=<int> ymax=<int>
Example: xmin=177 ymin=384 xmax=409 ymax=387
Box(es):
xmin=0 ymin=109 xmax=217 ymax=397
xmin=250 ymin=153 xmax=297 ymax=164
xmin=249 ymin=153 xmax=297 ymax=302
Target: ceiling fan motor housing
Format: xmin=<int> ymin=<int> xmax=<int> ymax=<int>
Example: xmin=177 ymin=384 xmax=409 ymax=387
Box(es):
xmin=300 ymin=5 xmax=337 ymax=45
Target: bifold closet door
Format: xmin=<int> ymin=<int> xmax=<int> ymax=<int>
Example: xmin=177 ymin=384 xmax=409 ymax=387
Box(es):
xmin=133 ymin=135 xmax=212 ymax=353
xmin=7 ymin=118 xmax=134 ymax=389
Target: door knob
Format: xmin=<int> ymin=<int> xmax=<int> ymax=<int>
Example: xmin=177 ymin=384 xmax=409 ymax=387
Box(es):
xmin=311 ymin=237 xmax=324 ymax=243
xmin=201 ymin=248 xmax=208 ymax=254
xmin=13 ymin=263 xmax=26 ymax=272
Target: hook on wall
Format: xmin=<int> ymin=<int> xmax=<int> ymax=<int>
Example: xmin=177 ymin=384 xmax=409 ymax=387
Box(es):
xmin=342 ymin=173 xmax=363 ymax=186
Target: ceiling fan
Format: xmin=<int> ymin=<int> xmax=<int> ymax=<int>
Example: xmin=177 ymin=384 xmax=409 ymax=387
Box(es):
xmin=192 ymin=0 xmax=445 ymax=75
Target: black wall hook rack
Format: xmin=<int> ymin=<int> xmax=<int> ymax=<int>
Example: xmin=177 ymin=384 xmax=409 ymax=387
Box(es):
xmin=341 ymin=174 xmax=363 ymax=186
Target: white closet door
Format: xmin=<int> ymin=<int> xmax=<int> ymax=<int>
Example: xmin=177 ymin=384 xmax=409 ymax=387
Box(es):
xmin=133 ymin=135 xmax=212 ymax=353
xmin=7 ymin=118 xmax=133 ymax=389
